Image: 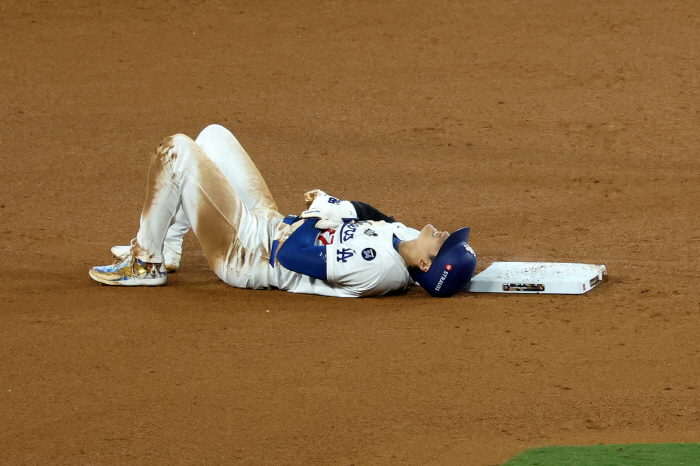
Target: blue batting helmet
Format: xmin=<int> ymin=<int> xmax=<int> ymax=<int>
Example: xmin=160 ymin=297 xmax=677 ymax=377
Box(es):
xmin=413 ymin=227 xmax=477 ymax=297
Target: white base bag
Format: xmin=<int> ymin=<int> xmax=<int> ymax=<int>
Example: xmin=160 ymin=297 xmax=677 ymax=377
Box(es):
xmin=467 ymin=262 xmax=607 ymax=295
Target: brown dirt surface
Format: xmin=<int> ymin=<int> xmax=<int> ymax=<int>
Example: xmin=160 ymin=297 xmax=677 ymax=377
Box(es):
xmin=2 ymin=1 xmax=700 ymax=465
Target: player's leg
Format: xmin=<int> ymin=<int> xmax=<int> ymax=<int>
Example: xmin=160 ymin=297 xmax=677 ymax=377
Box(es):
xmin=91 ymin=134 xmax=279 ymax=287
xmin=153 ymin=124 xmax=277 ymax=270
xmin=134 ymin=134 xmax=279 ymax=286
xmin=194 ymin=124 xmax=277 ymax=213
xmin=111 ymin=223 xmax=182 ymax=272
xmin=160 ymin=206 xmax=187 ymax=270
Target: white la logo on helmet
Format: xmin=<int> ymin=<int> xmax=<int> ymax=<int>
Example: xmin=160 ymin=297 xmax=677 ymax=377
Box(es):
xmin=464 ymin=244 xmax=475 ymax=256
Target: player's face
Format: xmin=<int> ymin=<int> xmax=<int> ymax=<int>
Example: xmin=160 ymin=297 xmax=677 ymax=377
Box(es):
xmin=417 ymin=224 xmax=450 ymax=271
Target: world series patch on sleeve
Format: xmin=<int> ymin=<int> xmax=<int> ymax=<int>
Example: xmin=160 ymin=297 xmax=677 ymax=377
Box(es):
xmin=467 ymin=262 xmax=607 ymax=295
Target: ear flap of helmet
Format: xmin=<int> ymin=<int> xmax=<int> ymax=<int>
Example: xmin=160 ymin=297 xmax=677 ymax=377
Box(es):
xmin=413 ymin=228 xmax=477 ymax=297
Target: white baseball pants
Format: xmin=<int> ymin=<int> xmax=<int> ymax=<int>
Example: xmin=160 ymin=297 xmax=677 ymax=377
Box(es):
xmin=132 ymin=124 xmax=287 ymax=288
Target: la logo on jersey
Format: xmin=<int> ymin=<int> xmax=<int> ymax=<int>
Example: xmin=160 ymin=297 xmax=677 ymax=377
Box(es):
xmin=361 ymin=248 xmax=377 ymax=261
xmin=445 ymin=264 xmax=453 ymax=271
xmin=337 ymin=248 xmax=355 ymax=263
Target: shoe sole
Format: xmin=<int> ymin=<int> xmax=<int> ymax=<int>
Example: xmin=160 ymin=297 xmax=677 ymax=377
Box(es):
xmin=89 ymin=269 xmax=167 ymax=286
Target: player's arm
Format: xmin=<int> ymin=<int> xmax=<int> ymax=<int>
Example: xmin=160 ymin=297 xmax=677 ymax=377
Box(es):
xmin=350 ymin=201 xmax=396 ymax=223
xmin=275 ymin=220 xmax=328 ymax=280
xmin=302 ymin=189 xmax=397 ymax=228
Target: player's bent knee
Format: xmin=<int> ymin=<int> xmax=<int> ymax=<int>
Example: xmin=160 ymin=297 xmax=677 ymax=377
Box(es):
xmin=195 ymin=124 xmax=234 ymax=145
xmin=153 ymin=134 xmax=207 ymax=172
xmin=158 ymin=133 xmax=192 ymax=154
xmin=169 ymin=133 xmax=195 ymax=147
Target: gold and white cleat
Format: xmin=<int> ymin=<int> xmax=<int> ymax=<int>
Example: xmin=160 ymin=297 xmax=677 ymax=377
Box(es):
xmin=89 ymin=257 xmax=167 ymax=286
xmin=111 ymin=243 xmax=180 ymax=273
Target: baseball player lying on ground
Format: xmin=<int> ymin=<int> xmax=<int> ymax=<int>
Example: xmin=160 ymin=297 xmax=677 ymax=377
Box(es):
xmin=89 ymin=124 xmax=477 ymax=297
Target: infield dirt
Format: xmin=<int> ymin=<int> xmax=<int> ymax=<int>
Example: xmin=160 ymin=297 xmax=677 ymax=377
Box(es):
xmin=2 ymin=1 xmax=699 ymax=465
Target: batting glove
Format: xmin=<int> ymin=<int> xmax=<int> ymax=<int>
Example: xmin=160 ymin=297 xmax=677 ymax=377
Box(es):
xmin=301 ymin=193 xmax=358 ymax=229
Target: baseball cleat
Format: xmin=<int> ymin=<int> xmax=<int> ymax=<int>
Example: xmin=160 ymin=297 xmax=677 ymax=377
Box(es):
xmin=89 ymin=256 xmax=167 ymax=286
xmin=111 ymin=243 xmax=180 ymax=272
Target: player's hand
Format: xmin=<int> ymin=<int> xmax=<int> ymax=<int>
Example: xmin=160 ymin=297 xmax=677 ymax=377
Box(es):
xmin=301 ymin=193 xmax=358 ymax=229
xmin=304 ymin=189 xmax=327 ymax=207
